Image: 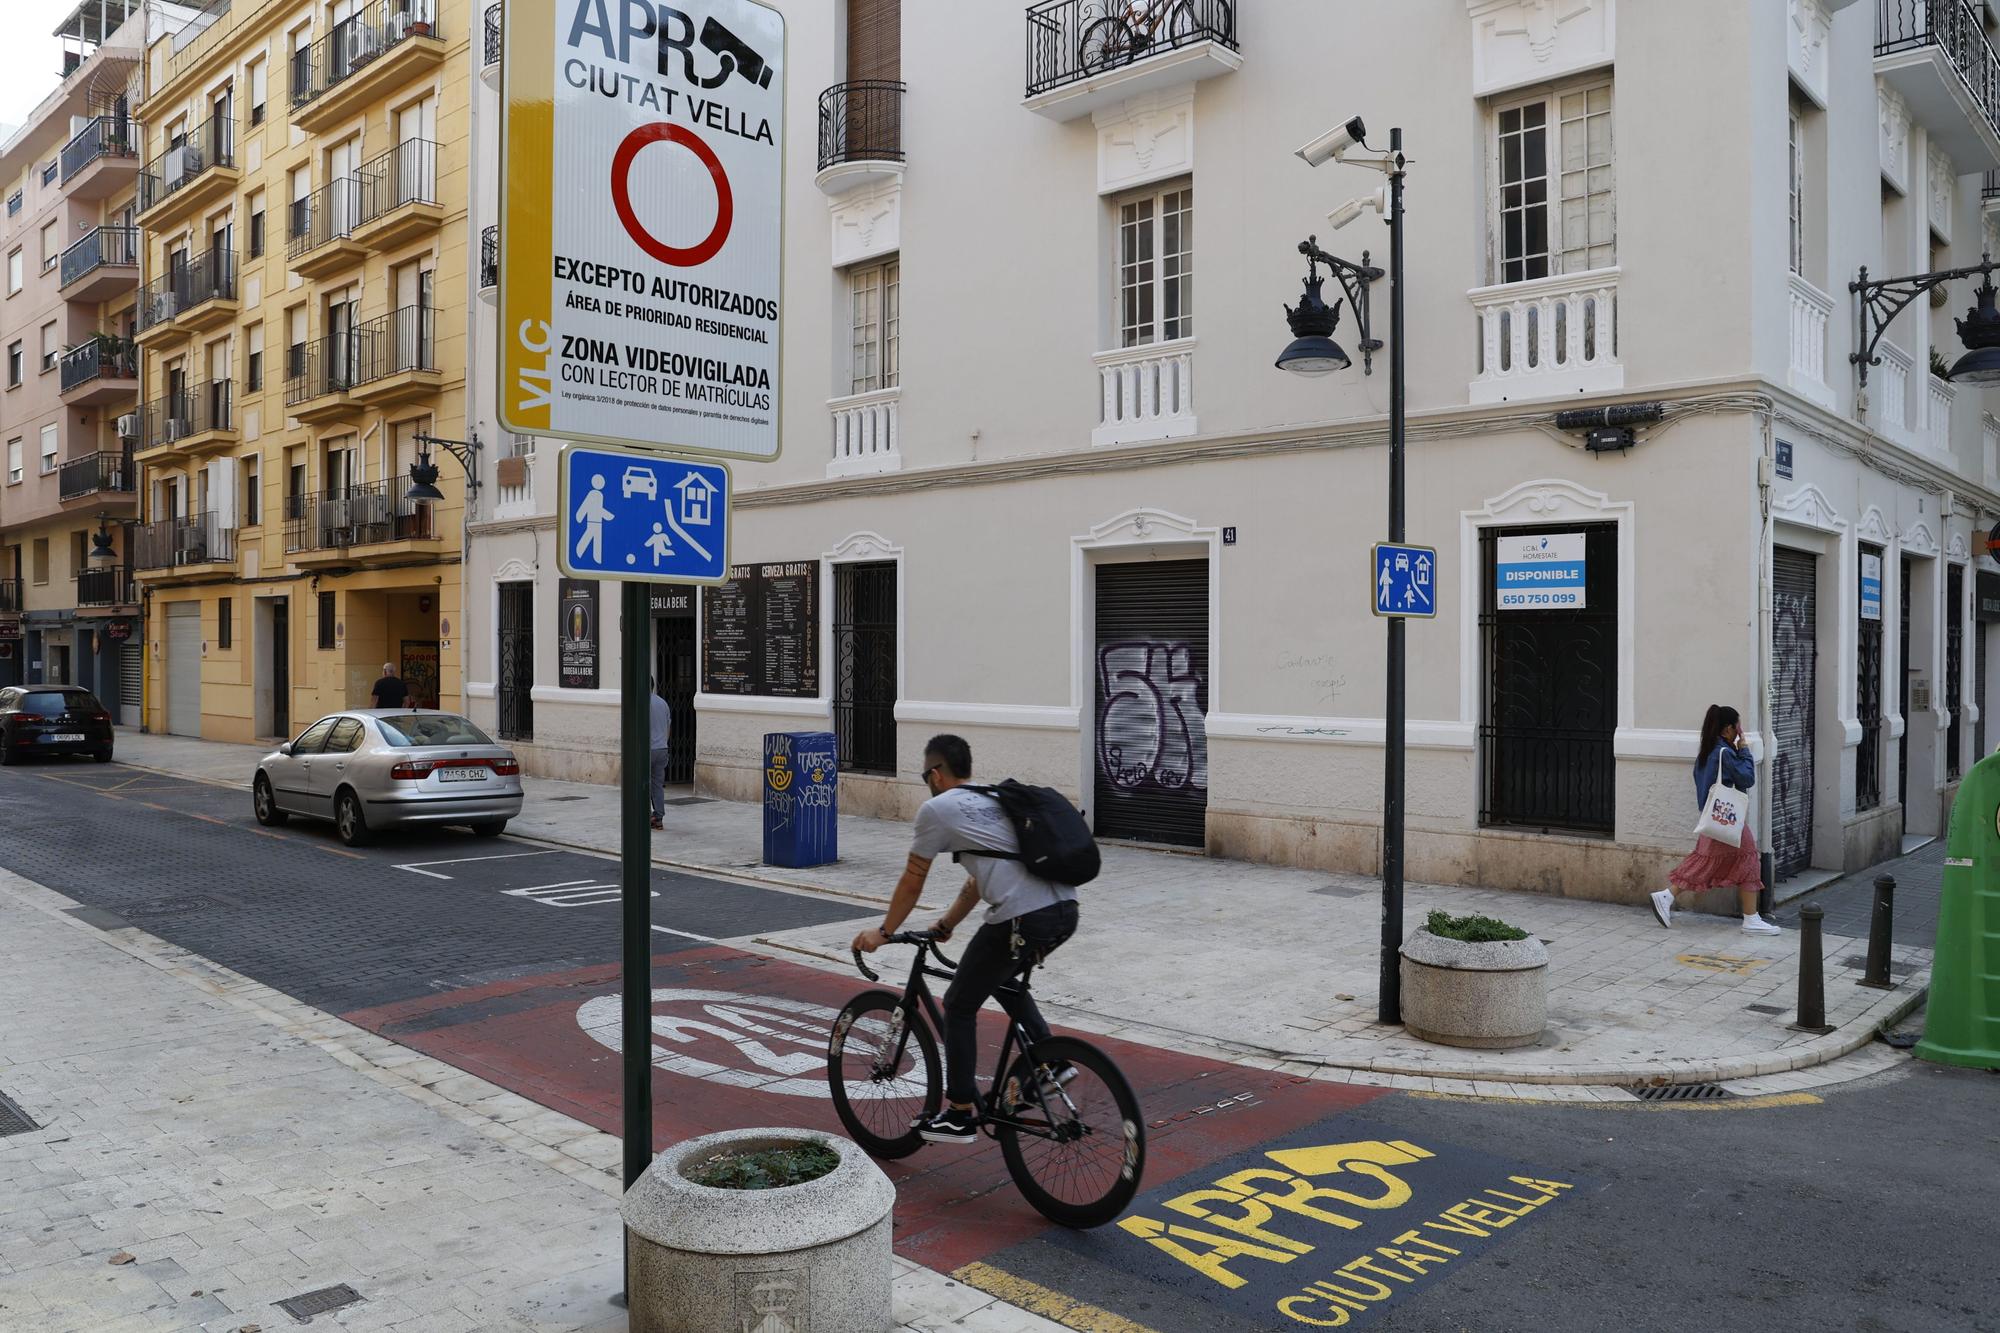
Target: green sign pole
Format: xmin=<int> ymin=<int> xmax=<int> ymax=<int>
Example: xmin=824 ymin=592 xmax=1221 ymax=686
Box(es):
xmin=1914 ymin=748 xmax=2000 ymax=1070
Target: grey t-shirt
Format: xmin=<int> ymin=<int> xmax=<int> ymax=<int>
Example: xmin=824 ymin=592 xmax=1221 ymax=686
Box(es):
xmin=649 ymin=694 xmax=670 ymax=750
xmin=910 ymin=786 xmax=1076 ymax=925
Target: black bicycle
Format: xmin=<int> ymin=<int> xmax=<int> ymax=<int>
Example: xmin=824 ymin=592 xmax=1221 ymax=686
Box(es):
xmin=826 ymin=930 xmax=1146 ymax=1229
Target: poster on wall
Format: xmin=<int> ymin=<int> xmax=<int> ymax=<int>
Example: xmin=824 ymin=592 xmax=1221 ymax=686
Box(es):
xmin=1860 ymin=553 xmax=1883 ymax=622
xmin=558 ymin=578 xmax=600 ymax=689
xmin=1494 ymin=533 xmax=1587 ymax=611
xmin=701 ymin=562 xmax=819 ymax=697
xmin=400 ymin=641 xmax=441 ymax=709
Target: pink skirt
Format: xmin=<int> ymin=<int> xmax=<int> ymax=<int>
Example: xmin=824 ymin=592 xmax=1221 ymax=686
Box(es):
xmin=1668 ymin=824 xmax=1763 ymax=892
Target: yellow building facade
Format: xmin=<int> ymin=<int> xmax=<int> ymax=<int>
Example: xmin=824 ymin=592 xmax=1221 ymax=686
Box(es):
xmin=132 ymin=0 xmax=469 ymax=742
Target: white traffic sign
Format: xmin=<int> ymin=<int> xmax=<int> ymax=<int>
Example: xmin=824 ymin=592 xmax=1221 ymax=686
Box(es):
xmin=498 ymin=0 xmax=785 ymax=460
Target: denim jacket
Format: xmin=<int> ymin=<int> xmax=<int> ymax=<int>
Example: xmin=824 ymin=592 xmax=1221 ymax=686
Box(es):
xmin=1694 ymin=741 xmax=1756 ymax=808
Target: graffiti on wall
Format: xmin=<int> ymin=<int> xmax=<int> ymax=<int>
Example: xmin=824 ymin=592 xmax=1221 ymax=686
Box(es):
xmin=1769 ymin=585 xmax=1816 ymax=875
xmin=1096 ymin=640 xmax=1208 ymax=795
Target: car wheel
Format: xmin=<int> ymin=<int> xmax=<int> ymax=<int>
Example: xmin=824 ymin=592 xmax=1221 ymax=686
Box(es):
xmin=0 ymin=731 xmax=18 ymax=766
xmin=253 ymin=773 xmax=289 ymax=826
xmin=334 ymin=787 xmax=371 ymax=846
xmin=92 ymin=748 xmax=113 ymax=764
xmin=470 ymin=820 xmax=508 ymax=838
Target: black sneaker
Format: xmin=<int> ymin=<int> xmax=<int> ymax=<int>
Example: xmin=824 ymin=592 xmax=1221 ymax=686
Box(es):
xmin=917 ymin=1107 xmax=980 ymax=1144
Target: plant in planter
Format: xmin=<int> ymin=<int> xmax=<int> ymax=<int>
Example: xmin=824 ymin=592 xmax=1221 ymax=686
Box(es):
xmin=1931 ymin=348 xmax=1953 ymax=380
xmin=1399 ymin=909 xmax=1549 ymax=1050
xmin=622 ymin=1128 xmax=895 ymax=1333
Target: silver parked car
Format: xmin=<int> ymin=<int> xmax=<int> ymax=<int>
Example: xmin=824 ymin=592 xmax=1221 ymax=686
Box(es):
xmin=253 ymin=710 xmax=524 ymax=846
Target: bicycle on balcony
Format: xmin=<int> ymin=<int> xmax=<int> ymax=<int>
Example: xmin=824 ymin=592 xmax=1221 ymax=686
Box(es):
xmin=1077 ymin=0 xmax=1231 ymax=75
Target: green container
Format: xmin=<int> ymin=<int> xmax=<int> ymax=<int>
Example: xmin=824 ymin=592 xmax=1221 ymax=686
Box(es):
xmin=1914 ymin=748 xmax=2000 ymax=1070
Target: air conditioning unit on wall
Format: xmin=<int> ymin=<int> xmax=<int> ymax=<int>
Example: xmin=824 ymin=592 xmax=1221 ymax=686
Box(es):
xmin=115 ymin=412 xmax=138 ymax=439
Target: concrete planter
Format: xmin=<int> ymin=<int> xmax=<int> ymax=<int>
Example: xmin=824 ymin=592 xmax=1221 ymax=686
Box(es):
xmin=1399 ymin=928 xmax=1549 ymax=1050
xmin=621 ymin=1128 xmax=895 ymax=1333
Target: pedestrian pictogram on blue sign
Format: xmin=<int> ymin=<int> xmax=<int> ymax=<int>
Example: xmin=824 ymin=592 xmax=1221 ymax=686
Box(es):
xmin=558 ymin=444 xmax=731 ymax=585
xmin=1373 ymin=542 xmax=1437 ymax=619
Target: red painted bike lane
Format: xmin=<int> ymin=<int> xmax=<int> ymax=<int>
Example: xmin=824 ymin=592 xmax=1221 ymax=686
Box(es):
xmin=341 ymin=944 xmax=1386 ymax=1274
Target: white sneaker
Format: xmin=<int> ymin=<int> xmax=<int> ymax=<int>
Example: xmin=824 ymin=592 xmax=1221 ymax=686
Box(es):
xmin=1649 ymin=890 xmax=1674 ymax=929
xmin=1741 ymin=915 xmax=1781 ymax=935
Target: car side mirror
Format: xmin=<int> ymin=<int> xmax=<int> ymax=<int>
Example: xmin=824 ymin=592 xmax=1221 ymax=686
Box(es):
xmin=277 ymin=742 xmax=293 ymax=757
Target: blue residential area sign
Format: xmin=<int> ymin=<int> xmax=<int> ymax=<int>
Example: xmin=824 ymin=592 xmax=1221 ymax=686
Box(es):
xmin=1373 ymin=542 xmax=1438 ymax=619
xmin=559 ymin=444 xmax=731 ymax=584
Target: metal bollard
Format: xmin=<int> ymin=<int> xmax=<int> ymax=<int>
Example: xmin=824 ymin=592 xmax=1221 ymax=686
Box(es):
xmin=1859 ymin=875 xmax=1897 ymax=990
xmin=1791 ymin=903 xmax=1835 ymax=1034
xmin=1758 ymin=852 xmax=1776 ymax=920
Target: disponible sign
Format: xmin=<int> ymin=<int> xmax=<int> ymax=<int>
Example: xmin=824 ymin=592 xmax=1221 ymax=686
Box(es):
xmin=1860 ymin=552 xmax=1883 ymax=622
xmin=1494 ymin=533 xmax=1586 ymax=611
xmin=499 ymin=0 xmax=786 ymax=460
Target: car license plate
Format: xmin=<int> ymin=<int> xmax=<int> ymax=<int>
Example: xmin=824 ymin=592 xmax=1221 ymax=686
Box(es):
xmin=438 ymin=766 xmax=486 ymax=783
xmin=43 ymin=733 xmax=84 ymax=743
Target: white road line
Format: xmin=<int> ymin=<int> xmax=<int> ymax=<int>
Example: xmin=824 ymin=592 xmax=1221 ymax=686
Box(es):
xmin=394 ymin=850 xmax=561 ymax=879
xmin=651 ymin=924 xmax=718 ymax=943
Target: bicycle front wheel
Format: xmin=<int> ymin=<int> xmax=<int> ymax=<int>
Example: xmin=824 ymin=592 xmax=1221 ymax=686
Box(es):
xmin=996 ymin=1037 xmax=1146 ymax=1228
xmin=1077 ymin=17 xmax=1135 ymax=72
xmin=827 ymin=989 xmax=940 ymax=1160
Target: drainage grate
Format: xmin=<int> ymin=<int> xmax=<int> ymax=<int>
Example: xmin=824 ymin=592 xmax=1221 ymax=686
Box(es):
xmin=1625 ymin=1082 xmax=1732 ymax=1102
xmin=123 ymin=895 xmax=219 ymax=918
xmin=1744 ymin=1003 xmax=1788 ymax=1016
xmin=0 ymin=1091 xmax=40 ymax=1136
xmin=546 ymin=795 xmax=591 ymax=803
xmin=664 ymin=796 xmax=712 ymax=806
xmin=1838 ymin=955 xmax=1920 ymax=977
xmin=275 ymin=1283 xmax=363 ymax=1323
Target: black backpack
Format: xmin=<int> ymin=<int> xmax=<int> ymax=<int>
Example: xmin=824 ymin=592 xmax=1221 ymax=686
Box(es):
xmin=953 ymin=780 xmax=1100 ymax=887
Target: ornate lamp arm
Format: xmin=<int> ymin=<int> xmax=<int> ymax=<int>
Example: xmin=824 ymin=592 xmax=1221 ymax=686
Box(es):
xmin=1299 ymin=237 xmax=1386 ymax=374
xmin=1851 ymin=254 xmax=1999 ymax=385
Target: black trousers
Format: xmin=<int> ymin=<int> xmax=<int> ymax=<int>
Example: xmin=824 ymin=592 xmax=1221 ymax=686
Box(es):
xmin=941 ymin=901 xmax=1078 ymax=1106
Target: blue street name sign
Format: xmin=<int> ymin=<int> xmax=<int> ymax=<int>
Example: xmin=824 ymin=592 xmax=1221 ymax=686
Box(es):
xmin=558 ymin=443 xmax=731 ymax=584
xmin=1373 ymin=542 xmax=1438 ymax=619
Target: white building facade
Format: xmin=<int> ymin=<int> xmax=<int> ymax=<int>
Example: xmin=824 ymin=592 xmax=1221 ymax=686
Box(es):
xmin=462 ymin=0 xmax=2000 ymax=904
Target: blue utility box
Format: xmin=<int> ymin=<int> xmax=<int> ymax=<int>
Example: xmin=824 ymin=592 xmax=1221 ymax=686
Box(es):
xmin=764 ymin=731 xmax=838 ymax=868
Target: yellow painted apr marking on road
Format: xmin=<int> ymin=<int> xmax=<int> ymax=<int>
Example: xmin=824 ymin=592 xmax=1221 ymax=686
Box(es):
xmin=951 ymin=1262 xmax=1162 ymax=1333
xmin=1676 ymin=952 xmax=1771 ymax=976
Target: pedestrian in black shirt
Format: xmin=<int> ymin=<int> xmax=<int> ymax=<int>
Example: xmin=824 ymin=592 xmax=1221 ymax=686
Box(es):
xmin=370 ymin=663 xmax=410 ymax=709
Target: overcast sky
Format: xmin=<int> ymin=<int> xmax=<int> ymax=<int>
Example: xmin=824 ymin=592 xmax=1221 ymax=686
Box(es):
xmin=0 ymin=0 xmax=101 ymax=136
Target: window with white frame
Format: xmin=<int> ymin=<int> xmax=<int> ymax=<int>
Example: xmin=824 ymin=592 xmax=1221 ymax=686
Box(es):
xmin=1788 ymin=105 xmax=1804 ymax=278
xmin=1116 ymin=182 xmax=1193 ymax=347
xmin=39 ymin=423 xmax=56 ymax=474
xmin=1493 ymin=81 xmax=1614 ymax=283
xmin=39 ymin=221 xmax=58 ymax=272
xmin=6 ymin=249 xmax=21 ymax=294
xmin=40 ymin=321 xmax=57 ymax=372
xmin=848 ymin=257 xmax=898 ymax=396
xmin=6 ymin=438 xmax=20 ymax=485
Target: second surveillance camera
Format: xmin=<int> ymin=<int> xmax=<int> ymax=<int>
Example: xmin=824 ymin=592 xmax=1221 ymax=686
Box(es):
xmin=1295 ymin=116 xmax=1368 ymax=168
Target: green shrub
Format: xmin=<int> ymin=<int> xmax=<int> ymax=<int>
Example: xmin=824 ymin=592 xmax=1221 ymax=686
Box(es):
xmin=1424 ymin=909 xmax=1529 ymax=943
xmin=686 ymin=1140 xmax=839 ymax=1191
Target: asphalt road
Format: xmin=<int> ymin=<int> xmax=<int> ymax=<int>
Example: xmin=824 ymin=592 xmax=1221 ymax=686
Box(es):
xmin=4 ymin=756 xmax=1996 ymax=1332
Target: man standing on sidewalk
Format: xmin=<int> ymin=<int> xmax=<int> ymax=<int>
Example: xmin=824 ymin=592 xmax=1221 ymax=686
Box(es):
xmin=369 ymin=663 xmax=408 ymax=710
xmin=648 ymin=678 xmax=671 ymax=831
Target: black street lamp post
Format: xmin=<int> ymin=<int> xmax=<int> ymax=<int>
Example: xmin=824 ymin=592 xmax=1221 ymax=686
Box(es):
xmin=1278 ymin=121 xmax=1410 ymax=1025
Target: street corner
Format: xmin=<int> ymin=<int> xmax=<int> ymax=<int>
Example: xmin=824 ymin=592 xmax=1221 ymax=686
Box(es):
xmin=970 ymin=1113 xmax=1584 ymax=1332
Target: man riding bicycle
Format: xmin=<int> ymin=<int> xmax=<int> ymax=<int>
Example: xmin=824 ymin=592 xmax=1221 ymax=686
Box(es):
xmin=852 ymin=734 xmax=1079 ymax=1144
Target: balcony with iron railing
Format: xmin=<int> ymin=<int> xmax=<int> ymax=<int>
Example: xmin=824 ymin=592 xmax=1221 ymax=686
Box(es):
xmin=75 ymin=566 xmax=137 ymax=609
xmin=163 ymin=0 xmax=235 ymax=88
xmin=284 ymin=334 xmax=365 ymax=423
xmin=1024 ymin=0 xmax=1240 ymax=119
xmin=354 ymin=137 xmax=442 ymax=248
xmin=291 ymin=1 xmax=445 ymax=133
xmin=58 ymin=450 xmax=137 ymax=505
xmin=137 ymin=379 xmax=235 ymax=461
xmin=479 ymin=224 xmax=498 ymax=293
xmin=816 ymin=81 xmax=904 ymax=193
xmin=136 ymin=115 xmax=236 ymax=226
xmin=133 ymin=511 xmax=234 ymax=573
xmin=59 ymin=115 xmax=137 ymax=199
xmin=483 ymin=3 xmax=502 ymax=80
xmin=0 ymin=579 xmax=22 ymax=614
xmin=286 ymin=177 xmax=367 ymax=278
xmin=135 ymin=250 xmax=239 ymax=345
xmin=58 ymin=225 xmax=140 ymax=302
xmin=287 ymin=479 xmax=437 ymax=564
xmin=350 ymin=305 xmax=438 ymax=406
xmin=58 ymin=336 xmax=140 ymax=407
xmin=1877 ymin=0 xmax=2000 ymax=166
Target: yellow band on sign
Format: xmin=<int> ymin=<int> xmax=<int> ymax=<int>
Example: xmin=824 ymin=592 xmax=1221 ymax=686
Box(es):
xmin=498 ymin=0 xmax=557 ymax=434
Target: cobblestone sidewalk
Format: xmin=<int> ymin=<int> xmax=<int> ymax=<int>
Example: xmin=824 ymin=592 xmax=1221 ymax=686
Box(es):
xmin=108 ymin=730 xmax=1931 ymax=1090
xmin=0 ymin=869 xmax=1061 ymax=1333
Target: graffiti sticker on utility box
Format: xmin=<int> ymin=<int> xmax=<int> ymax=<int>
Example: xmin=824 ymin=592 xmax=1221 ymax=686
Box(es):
xmin=1073 ymin=1119 xmax=1578 ymax=1327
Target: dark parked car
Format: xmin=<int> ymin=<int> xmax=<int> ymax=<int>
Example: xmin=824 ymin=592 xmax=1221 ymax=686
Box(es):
xmin=0 ymin=685 xmax=115 ymax=764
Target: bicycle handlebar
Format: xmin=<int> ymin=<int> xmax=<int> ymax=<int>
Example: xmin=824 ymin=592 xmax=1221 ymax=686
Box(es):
xmin=849 ymin=929 xmax=959 ymax=983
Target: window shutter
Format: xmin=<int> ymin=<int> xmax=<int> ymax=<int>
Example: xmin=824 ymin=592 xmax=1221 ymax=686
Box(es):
xmin=847 ymin=0 xmax=899 ymax=83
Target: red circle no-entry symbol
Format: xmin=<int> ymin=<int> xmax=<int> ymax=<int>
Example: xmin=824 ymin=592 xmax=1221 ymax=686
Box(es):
xmin=611 ymin=123 xmax=733 ymax=268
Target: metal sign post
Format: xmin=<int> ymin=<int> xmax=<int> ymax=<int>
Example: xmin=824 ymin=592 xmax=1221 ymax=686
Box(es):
xmin=497 ymin=0 xmax=785 ymax=1306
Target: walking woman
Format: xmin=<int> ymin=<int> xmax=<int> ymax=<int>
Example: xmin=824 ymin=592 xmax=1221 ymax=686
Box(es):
xmin=1652 ymin=705 xmax=1780 ymax=934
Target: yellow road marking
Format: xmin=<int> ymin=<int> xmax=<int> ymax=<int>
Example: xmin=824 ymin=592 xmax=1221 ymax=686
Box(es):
xmin=1407 ymin=1090 xmax=1822 ymax=1110
xmin=952 ymin=1262 xmax=1161 ymax=1333
xmin=313 ymin=844 xmax=366 ymax=860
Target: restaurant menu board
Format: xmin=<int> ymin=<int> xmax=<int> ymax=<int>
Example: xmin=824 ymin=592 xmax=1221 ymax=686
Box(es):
xmin=702 ymin=562 xmax=819 ymax=698
xmin=558 ymin=578 xmax=600 ymax=690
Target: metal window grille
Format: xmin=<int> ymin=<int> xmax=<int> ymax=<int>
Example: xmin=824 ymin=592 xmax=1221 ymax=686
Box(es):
xmin=497 ymin=582 xmax=534 ymax=741
xmin=1092 ymin=559 xmax=1210 ymax=846
xmin=833 ymin=562 xmax=897 ymax=774
xmin=1478 ymin=524 xmax=1618 ymax=835
xmin=1771 ymin=549 xmax=1818 ymax=878
xmin=1857 ymin=546 xmax=1884 ymax=811
xmin=318 ymin=590 xmax=336 ymax=649
xmin=1947 ymin=564 xmax=1964 ymax=780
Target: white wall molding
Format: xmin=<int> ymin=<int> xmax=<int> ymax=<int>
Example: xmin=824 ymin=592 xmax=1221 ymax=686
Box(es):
xmin=1902 ymin=519 xmax=1939 ymax=557
xmin=696 ymin=691 xmax=833 ymax=718
xmin=1466 ymin=0 xmax=1615 ymax=97
xmin=823 ymin=530 xmax=907 ymax=708
xmin=1856 ymin=505 xmax=1893 ymax=545
xmin=1094 ymin=87 xmax=1194 ymax=196
xmin=894 ymin=701 xmax=1081 ymax=731
xmin=1879 ymin=82 xmax=1912 ymax=194
xmin=828 ymin=178 xmax=900 ymax=268
xmin=1789 ymin=0 xmax=1831 ymax=108
xmin=528 ymin=685 xmax=620 ymax=706
xmin=1206 ymin=713 xmax=1476 ymax=749
xmin=465 ymin=681 xmax=496 ymax=699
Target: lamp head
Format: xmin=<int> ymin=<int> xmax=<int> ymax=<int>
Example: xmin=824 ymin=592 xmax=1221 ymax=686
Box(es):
xmin=405 ymin=455 xmax=444 ymax=503
xmin=1277 ymin=261 xmax=1350 ymax=377
xmin=1950 ymin=276 xmax=2000 ymax=383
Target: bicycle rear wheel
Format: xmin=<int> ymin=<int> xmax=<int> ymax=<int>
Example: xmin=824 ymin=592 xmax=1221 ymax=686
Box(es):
xmin=827 ymin=989 xmax=940 ymax=1160
xmin=1078 ymin=17 xmax=1136 ymax=72
xmin=995 ymin=1037 xmax=1146 ymax=1228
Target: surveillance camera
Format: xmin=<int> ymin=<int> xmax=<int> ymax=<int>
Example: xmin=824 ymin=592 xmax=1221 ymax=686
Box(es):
xmin=1295 ymin=116 xmax=1368 ymax=168
xmin=1327 ymin=188 xmax=1387 ymax=230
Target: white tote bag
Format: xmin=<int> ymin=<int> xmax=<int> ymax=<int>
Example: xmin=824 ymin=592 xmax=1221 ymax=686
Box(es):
xmin=1693 ymin=749 xmax=1748 ymax=848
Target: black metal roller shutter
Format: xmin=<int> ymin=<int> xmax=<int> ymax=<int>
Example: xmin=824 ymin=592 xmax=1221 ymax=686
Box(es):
xmin=1771 ymin=549 xmax=1817 ymax=879
xmin=1093 ymin=560 xmax=1209 ymax=847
